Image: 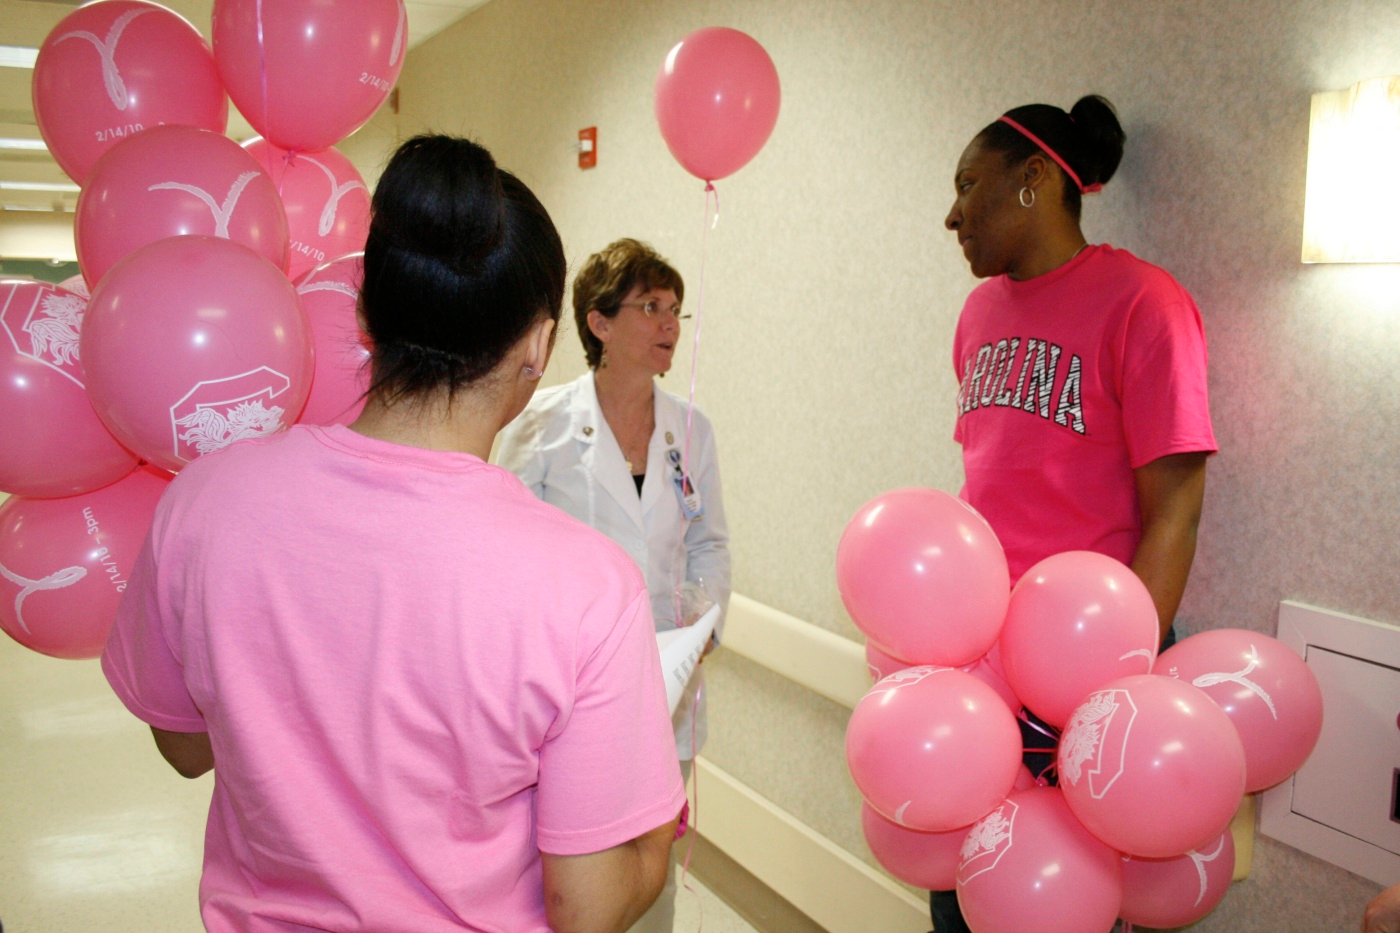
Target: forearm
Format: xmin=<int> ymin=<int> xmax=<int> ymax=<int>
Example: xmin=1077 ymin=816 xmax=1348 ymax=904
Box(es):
xmin=543 ymin=817 xmax=679 ymax=933
xmin=1131 ymin=451 xmax=1209 ymax=643
xmin=1131 ymin=519 xmax=1198 ymax=642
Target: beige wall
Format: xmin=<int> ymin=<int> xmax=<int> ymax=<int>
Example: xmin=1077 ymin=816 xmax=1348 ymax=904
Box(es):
xmin=353 ymin=1 xmax=1400 ymax=928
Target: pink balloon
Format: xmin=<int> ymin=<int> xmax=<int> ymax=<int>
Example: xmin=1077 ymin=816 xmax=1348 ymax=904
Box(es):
xmin=837 ymin=488 xmax=1010 ymax=667
xmin=213 ymin=0 xmax=406 ymax=152
xmin=293 ymin=254 xmax=371 ymax=426
xmin=845 ymin=667 xmax=1021 ymax=832
xmin=1157 ymin=628 xmax=1324 ymax=792
xmin=57 ymin=275 xmax=90 ymax=300
xmin=865 ymin=640 xmax=911 ymax=682
xmin=861 ymin=802 xmax=968 ymax=892
xmin=0 ymin=468 xmax=169 ymax=659
xmin=1120 ymin=828 xmax=1235 ymax=928
xmin=654 ymin=27 xmax=781 ymax=182
xmin=866 ymin=639 xmax=1021 ymax=718
xmin=81 ymin=236 xmax=313 ymax=474
xmin=245 ymin=140 xmax=371 ymax=280
xmin=956 ymin=787 xmax=1122 ymax=933
xmin=0 ymin=280 xmax=138 ymax=497
xmin=76 ymin=124 xmax=289 ymax=287
xmin=963 ymin=651 xmax=1021 ymax=716
xmin=1058 ymin=674 xmax=1246 ymax=857
xmin=866 ymin=640 xmax=1019 ymax=714
xmin=982 ymin=638 xmax=1010 ymax=679
xmin=1000 ymin=551 xmax=1159 ymax=727
xmin=32 ymin=0 xmax=227 ymax=184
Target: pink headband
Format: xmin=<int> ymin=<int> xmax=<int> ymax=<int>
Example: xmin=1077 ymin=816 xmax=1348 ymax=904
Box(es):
xmin=997 ymin=115 xmax=1103 ymax=194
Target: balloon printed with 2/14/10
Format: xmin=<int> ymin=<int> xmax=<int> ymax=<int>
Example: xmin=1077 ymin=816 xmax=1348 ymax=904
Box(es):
xmin=32 ymin=0 xmax=227 ymax=184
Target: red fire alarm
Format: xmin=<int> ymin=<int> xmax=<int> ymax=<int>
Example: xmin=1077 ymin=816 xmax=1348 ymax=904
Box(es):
xmin=578 ymin=127 xmax=597 ymax=169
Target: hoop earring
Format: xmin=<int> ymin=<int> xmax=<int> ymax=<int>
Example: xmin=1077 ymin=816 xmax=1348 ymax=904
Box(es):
xmin=1018 ymin=186 xmax=1036 ymax=208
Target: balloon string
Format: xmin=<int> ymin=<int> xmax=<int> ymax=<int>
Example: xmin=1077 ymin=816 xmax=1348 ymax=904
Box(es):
xmin=1017 ymin=709 xmax=1060 ymax=784
xmin=255 ymin=0 xmax=270 ymax=146
xmin=678 ymin=678 xmax=704 ymax=931
xmin=705 ymin=181 xmax=720 ymax=229
xmin=683 ymin=182 xmax=715 ymax=473
xmin=673 ymin=183 xmax=716 ymax=931
xmin=1017 ymin=708 xmax=1061 ymax=743
xmin=669 ymin=181 xmax=716 ymax=625
xmin=272 ymin=147 xmax=301 ymax=199
xmin=1019 ymin=751 xmax=1059 ymax=784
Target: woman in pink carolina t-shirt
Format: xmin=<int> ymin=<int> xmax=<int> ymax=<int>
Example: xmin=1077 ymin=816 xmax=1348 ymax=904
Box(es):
xmin=936 ymin=96 xmax=1217 ymax=933
xmin=102 ymin=136 xmax=685 ymax=933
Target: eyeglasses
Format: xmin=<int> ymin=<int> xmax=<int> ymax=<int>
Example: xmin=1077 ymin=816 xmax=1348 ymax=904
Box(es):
xmin=618 ymin=299 xmax=689 ymax=320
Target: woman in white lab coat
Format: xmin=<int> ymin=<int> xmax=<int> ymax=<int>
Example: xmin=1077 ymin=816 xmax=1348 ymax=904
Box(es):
xmin=497 ymin=238 xmax=730 ymax=932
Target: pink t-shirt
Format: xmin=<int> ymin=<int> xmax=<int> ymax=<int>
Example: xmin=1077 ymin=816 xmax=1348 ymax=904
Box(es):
xmin=102 ymin=425 xmax=685 ymax=933
xmin=953 ymin=244 xmax=1217 ymax=582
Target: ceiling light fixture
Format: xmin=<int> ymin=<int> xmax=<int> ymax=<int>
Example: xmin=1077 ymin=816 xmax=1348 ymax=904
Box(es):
xmin=0 ymin=181 xmax=80 ymax=193
xmin=0 ymin=46 xmax=39 ymax=69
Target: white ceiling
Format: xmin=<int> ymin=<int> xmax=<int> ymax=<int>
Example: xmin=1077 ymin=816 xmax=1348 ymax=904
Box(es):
xmin=0 ymin=0 xmax=486 ymax=213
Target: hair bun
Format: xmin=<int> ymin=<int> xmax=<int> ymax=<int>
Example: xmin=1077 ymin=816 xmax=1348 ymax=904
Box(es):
xmin=359 ymin=134 xmax=566 ymax=401
xmin=371 ymin=136 xmax=506 ymax=271
xmin=1069 ymin=95 xmax=1126 ymax=188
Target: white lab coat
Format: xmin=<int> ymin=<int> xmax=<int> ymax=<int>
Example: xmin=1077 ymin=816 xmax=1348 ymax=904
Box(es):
xmin=496 ymin=372 xmax=730 ymax=759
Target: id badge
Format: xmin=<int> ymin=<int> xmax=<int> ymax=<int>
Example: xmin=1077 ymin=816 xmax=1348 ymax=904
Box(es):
xmin=672 ymin=473 xmax=704 ymax=520
xmin=667 ymin=448 xmax=704 ymax=519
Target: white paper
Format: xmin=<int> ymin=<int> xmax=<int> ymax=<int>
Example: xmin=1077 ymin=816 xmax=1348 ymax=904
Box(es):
xmin=654 ymin=604 xmax=720 ymax=715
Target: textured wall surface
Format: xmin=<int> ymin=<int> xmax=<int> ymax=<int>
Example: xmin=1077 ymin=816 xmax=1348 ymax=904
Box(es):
xmin=363 ymin=1 xmax=1400 ymax=928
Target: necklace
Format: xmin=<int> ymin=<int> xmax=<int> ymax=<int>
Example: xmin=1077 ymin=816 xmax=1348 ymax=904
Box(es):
xmin=615 ymin=410 xmax=654 ymax=473
xmin=595 ymin=371 xmax=655 ymax=473
xmin=622 ymin=432 xmax=651 ymax=472
xmin=1070 ymin=242 xmax=1092 ymax=262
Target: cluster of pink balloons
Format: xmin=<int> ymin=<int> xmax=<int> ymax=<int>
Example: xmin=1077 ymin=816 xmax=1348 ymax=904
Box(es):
xmin=838 ymin=487 xmax=1324 ymax=932
xmin=2 ymin=0 xmax=382 ymax=660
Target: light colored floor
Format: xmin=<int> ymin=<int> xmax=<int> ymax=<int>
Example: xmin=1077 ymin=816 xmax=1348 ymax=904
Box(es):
xmin=0 ymin=635 xmax=210 ymax=932
xmin=0 ymin=634 xmax=757 ymax=933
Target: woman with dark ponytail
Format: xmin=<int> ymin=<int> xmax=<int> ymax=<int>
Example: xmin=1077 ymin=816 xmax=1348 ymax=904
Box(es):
xmin=936 ymin=97 xmax=1216 ymax=931
xmin=102 ymin=135 xmax=685 ymax=933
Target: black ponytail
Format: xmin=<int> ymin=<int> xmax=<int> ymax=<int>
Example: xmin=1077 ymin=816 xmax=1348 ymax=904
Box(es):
xmin=1068 ymin=95 xmax=1126 ymax=189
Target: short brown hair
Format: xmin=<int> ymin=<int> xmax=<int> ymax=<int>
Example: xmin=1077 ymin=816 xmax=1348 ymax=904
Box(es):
xmin=572 ymin=238 xmax=684 ymax=369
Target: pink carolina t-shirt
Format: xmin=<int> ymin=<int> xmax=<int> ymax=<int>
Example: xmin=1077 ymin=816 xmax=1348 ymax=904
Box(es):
xmin=103 ymin=425 xmax=685 ymax=933
xmin=953 ymin=244 xmax=1217 ymax=582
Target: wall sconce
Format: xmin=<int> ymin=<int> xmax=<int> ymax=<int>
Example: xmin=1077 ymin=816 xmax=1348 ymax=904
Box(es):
xmin=1301 ymin=76 xmax=1400 ymax=263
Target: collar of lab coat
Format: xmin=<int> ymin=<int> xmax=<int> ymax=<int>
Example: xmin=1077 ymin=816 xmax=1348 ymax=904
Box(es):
xmin=568 ymin=372 xmax=689 ymax=532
